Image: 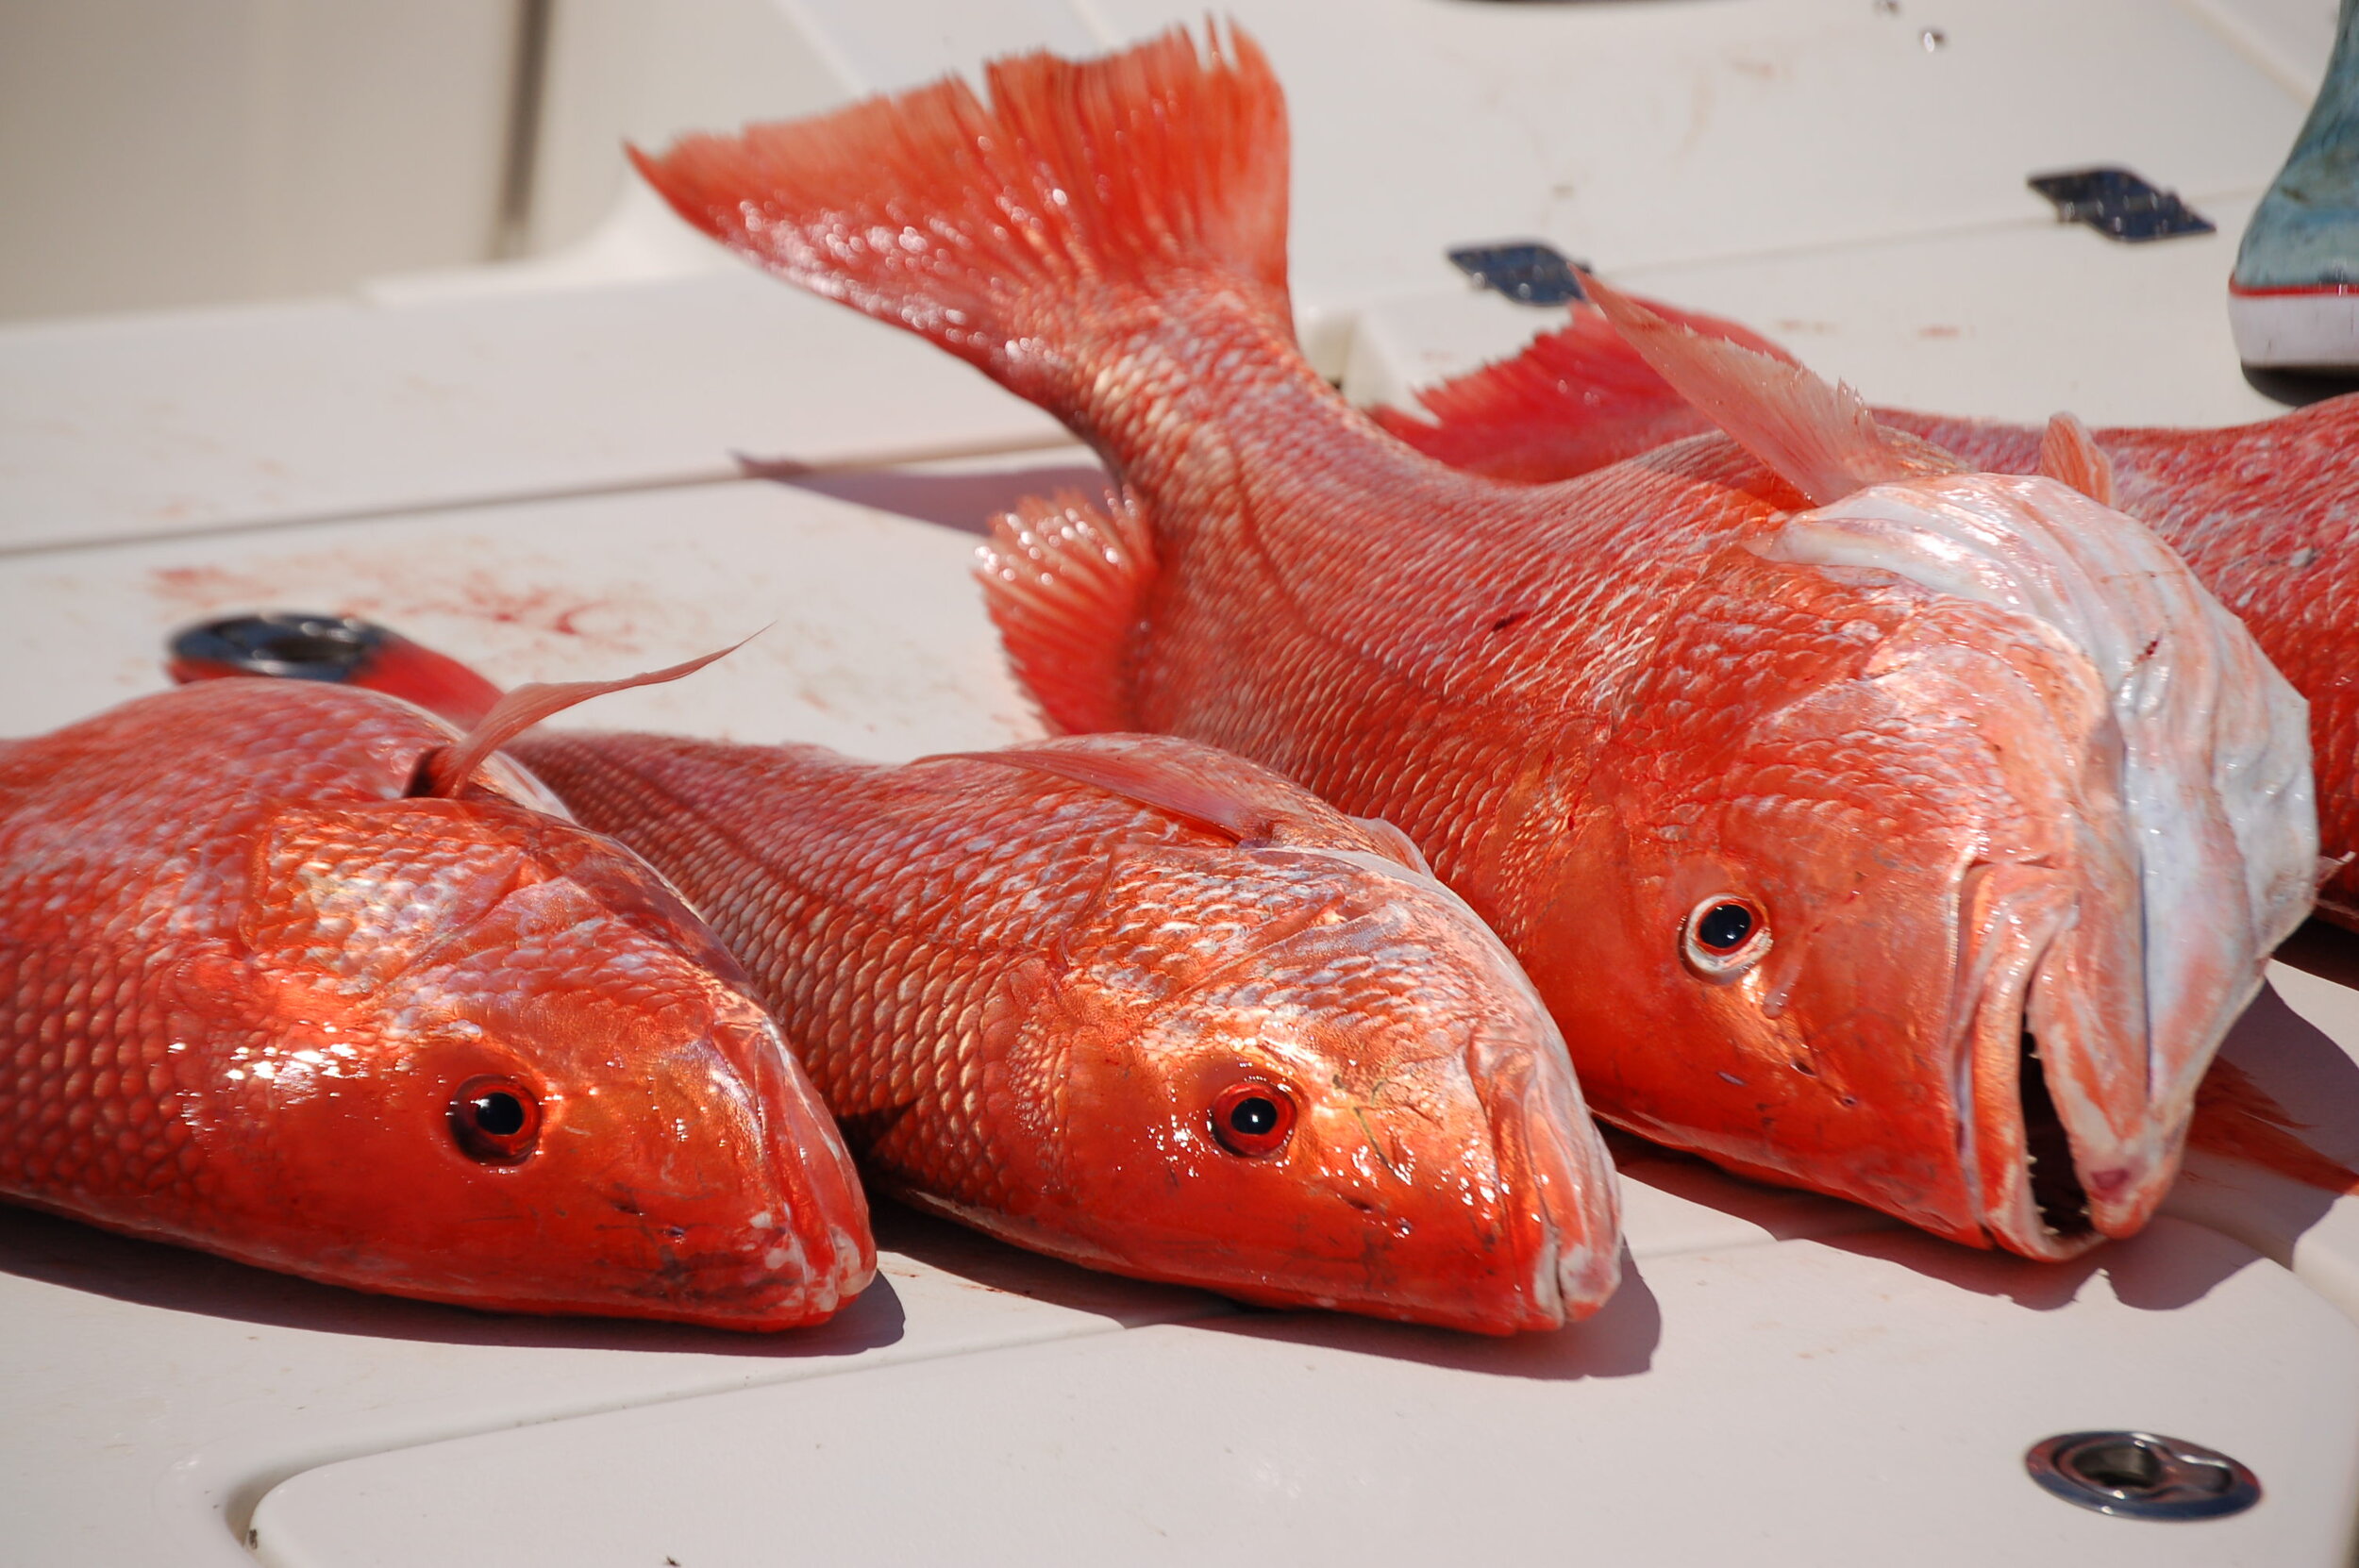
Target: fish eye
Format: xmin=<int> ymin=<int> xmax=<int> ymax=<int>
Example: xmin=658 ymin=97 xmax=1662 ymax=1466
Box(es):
xmin=1211 ymin=1080 xmax=1296 ymax=1158
xmin=448 ymin=1075 xmax=543 ymax=1164
xmin=1683 ymin=895 xmax=1769 ymax=976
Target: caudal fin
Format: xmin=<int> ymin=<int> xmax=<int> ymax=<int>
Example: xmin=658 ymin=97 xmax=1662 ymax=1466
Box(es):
xmin=631 ymin=25 xmax=1292 ymax=429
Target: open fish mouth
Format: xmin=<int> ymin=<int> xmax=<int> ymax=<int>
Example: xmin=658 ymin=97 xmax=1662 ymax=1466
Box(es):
xmin=1773 ymin=472 xmax=2316 ymax=1258
xmin=1952 ymin=867 xmax=2102 ymax=1259
xmin=2017 ymin=1026 xmax=2094 ymax=1243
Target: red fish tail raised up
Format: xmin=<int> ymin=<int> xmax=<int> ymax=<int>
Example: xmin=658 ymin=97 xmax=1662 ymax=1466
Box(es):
xmin=630 ymin=25 xmax=1293 ymax=444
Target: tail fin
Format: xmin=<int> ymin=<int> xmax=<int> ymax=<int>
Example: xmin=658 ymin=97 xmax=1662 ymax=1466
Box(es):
xmin=631 ymin=25 xmax=1292 ymax=423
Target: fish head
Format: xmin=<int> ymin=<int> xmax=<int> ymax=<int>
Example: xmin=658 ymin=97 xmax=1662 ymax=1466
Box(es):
xmin=1557 ymin=472 xmax=2314 ymax=1259
xmin=1002 ymin=836 xmax=1620 ymax=1334
xmin=213 ymin=794 xmax=873 ymax=1328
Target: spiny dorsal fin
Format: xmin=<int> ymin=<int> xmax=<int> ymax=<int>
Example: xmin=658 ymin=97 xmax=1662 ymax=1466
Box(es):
xmin=916 ymin=745 xmax=1279 ymax=842
xmin=2036 ymin=412 xmax=2117 ymax=506
xmin=1581 ymin=273 xmax=1953 ymax=505
xmin=976 ymin=489 xmax=1156 ymax=734
xmin=420 ymin=642 xmax=745 ymax=798
xmin=1371 ymin=297 xmax=1794 ymax=482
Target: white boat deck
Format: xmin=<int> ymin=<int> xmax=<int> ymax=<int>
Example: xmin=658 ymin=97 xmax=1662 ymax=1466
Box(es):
xmin=5 ymin=1 xmax=2357 ymax=1562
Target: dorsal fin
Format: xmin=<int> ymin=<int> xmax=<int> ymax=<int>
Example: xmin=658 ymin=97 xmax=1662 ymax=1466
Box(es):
xmin=1581 ymin=273 xmax=1952 ymax=505
xmin=2036 ymin=412 xmax=2117 ymax=506
xmin=914 ymin=744 xmax=1278 ymax=842
xmin=1371 ymin=297 xmax=1792 ymax=482
xmin=419 ymin=642 xmax=744 ymax=798
xmin=976 ymin=489 xmax=1156 ymax=734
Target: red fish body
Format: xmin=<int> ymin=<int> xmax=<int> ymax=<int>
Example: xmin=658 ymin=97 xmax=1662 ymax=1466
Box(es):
xmin=0 ymin=679 xmax=872 ymax=1327
xmin=1376 ymin=307 xmax=2359 ymax=922
xmin=166 ymin=618 xmax=1622 ymax=1332
xmin=634 ymin=28 xmax=2316 ymax=1260
xmin=510 ymin=729 xmax=1619 ymax=1331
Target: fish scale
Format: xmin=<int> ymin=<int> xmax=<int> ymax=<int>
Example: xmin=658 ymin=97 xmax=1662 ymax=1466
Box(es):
xmin=1381 ymin=300 xmax=2359 ymax=925
xmin=494 ymin=724 xmax=1621 ymax=1331
xmin=0 ymin=678 xmax=874 ymax=1327
xmin=512 ymin=737 xmax=1341 ymax=1208
xmin=632 ymin=25 xmax=2313 ymax=1259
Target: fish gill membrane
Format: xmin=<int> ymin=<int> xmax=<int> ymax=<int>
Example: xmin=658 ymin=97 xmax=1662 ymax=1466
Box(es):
xmin=171 ymin=624 xmax=1623 ymax=1333
xmin=0 ymin=674 xmax=872 ymax=1329
xmin=1591 ymin=278 xmax=2318 ymax=1257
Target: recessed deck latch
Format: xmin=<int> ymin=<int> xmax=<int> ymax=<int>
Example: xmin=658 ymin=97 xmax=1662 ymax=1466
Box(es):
xmin=168 ymin=610 xmax=381 ymax=680
xmin=2024 ymin=1430 xmax=2261 ymax=1519
xmin=1447 ymin=241 xmax=1590 ymax=306
xmin=2027 ymin=168 xmax=2216 ymax=242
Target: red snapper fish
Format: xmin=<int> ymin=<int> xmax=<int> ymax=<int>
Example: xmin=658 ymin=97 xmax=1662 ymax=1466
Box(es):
xmin=1370 ymin=300 xmax=2359 ymax=925
xmin=172 ymin=615 xmax=1622 ymax=1334
xmin=0 ymin=676 xmax=872 ymax=1327
xmin=631 ymin=27 xmax=2317 ymax=1260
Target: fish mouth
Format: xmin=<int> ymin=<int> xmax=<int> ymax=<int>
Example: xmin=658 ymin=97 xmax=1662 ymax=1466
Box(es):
xmin=2016 ymin=1026 xmax=2095 ymax=1245
xmin=1471 ymin=1030 xmax=1623 ymax=1327
xmin=695 ymin=1003 xmax=876 ymax=1326
xmin=1956 ymin=867 xmax=2111 ymax=1261
xmin=1776 ymin=473 xmax=2316 ymax=1258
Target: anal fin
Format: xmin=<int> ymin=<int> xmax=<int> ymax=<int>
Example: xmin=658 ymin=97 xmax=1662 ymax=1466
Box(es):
xmin=977 ymin=490 xmax=1157 ymax=734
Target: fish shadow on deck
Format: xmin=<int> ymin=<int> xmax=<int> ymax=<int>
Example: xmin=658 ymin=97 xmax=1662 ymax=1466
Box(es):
xmin=1176 ymin=1255 xmax=1665 ymax=1383
xmin=741 ymin=456 xmax=1113 ymax=537
xmin=0 ymin=1205 xmax=910 ymax=1358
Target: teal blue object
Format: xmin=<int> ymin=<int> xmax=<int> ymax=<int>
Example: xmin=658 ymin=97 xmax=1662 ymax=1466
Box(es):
xmin=2235 ymin=0 xmax=2359 ymax=292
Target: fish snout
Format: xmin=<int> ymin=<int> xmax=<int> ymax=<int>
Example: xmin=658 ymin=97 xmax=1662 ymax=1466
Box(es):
xmin=1960 ymin=862 xmax=2178 ymax=1260
xmin=618 ymin=1004 xmax=878 ymax=1320
xmin=686 ymin=1007 xmax=876 ymax=1327
xmin=1470 ymin=1031 xmax=1623 ymax=1327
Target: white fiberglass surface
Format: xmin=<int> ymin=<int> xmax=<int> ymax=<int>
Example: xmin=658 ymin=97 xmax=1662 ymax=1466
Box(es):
xmin=0 ymin=272 xmax=1065 ymax=553
xmin=246 ymin=1220 xmax=2359 ymax=1568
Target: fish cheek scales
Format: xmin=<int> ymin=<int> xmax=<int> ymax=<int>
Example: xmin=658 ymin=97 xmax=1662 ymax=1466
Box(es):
xmin=1537 ymin=545 xmax=2132 ymax=1253
xmin=0 ymin=683 xmax=870 ymax=1328
xmin=228 ymin=799 xmax=869 ymax=1322
xmin=984 ymin=841 xmax=1614 ymax=1332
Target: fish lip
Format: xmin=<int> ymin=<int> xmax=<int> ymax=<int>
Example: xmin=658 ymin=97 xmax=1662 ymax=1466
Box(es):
xmin=1954 ymin=866 xmax=2101 ymax=1260
xmin=707 ymin=1006 xmax=877 ymax=1321
xmin=1469 ymin=1029 xmax=1623 ymax=1326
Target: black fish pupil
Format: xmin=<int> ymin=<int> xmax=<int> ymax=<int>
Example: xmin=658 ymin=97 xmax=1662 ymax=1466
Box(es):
xmin=1229 ymin=1096 xmax=1280 ymax=1137
xmin=473 ymin=1092 xmax=527 ymax=1137
xmin=1698 ymin=903 xmax=1754 ymax=952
